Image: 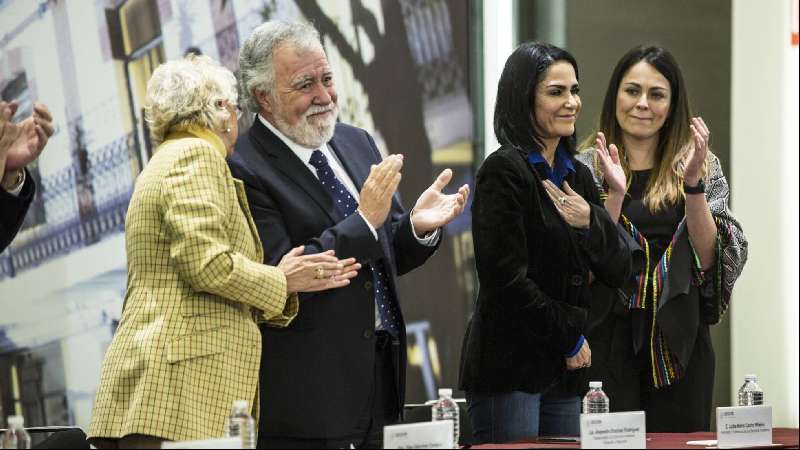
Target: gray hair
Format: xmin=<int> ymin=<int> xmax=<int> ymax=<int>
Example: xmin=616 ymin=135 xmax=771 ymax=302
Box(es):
xmin=144 ymin=55 xmax=237 ymax=146
xmin=239 ymin=21 xmax=323 ymax=112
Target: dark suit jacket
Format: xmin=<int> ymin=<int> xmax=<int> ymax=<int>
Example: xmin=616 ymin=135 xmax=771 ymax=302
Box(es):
xmin=0 ymin=170 xmax=34 ymax=253
xmin=458 ymin=146 xmax=639 ymax=397
xmin=228 ymin=119 xmax=438 ymax=439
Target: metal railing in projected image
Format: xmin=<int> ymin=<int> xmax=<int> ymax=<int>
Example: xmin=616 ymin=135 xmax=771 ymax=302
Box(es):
xmin=0 ymin=133 xmax=137 ymax=280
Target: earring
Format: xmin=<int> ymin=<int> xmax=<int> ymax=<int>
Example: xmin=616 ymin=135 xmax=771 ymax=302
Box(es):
xmin=224 ymin=127 xmax=231 ymax=134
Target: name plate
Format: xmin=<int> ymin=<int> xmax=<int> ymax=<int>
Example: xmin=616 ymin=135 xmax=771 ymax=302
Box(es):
xmin=383 ymin=420 xmax=454 ymax=449
xmin=716 ymin=405 xmax=772 ymax=448
xmin=161 ymin=437 xmax=241 ymax=449
xmin=580 ymin=411 xmax=646 ymax=449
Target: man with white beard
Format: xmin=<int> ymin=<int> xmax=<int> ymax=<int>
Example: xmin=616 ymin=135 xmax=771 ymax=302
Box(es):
xmin=228 ymin=21 xmax=470 ymax=449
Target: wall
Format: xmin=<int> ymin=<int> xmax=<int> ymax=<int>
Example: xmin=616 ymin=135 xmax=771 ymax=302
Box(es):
xmin=730 ymin=0 xmax=799 ymax=428
xmin=482 ymin=0 xmax=514 ymax=156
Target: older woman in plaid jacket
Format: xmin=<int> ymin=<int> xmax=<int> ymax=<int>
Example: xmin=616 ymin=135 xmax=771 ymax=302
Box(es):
xmin=88 ymin=55 xmax=360 ymax=449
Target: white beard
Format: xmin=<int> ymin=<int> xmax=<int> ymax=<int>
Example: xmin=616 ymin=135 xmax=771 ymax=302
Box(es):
xmin=273 ymin=102 xmax=339 ymax=149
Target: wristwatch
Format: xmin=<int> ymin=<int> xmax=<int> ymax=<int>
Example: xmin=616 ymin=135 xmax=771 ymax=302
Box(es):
xmin=683 ymin=178 xmax=705 ymax=195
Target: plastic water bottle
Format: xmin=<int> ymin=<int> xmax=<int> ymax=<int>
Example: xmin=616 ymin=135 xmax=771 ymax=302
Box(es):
xmin=225 ymin=400 xmax=256 ymax=449
xmin=582 ymin=381 xmax=610 ymax=414
xmin=737 ymin=374 xmax=764 ymax=406
xmin=2 ymin=416 xmax=31 ymax=449
xmin=431 ymin=388 xmax=459 ymax=448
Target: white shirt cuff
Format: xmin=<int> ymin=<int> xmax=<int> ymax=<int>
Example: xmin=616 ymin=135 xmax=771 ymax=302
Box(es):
xmin=410 ymin=213 xmax=441 ymax=247
xmin=4 ymin=169 xmax=26 ymax=197
xmin=357 ymin=211 xmax=379 ymax=240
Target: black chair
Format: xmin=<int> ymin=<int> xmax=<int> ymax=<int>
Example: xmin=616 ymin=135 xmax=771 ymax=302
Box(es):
xmin=34 ymin=428 xmax=89 ymax=449
xmin=403 ymin=400 xmax=473 ymax=447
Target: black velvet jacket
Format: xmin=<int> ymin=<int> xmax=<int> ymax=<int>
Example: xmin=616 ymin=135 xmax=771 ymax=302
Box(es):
xmin=459 ymin=146 xmax=638 ymax=396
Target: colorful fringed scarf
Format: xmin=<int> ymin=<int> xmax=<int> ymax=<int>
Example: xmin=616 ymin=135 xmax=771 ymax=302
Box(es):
xmin=582 ymin=151 xmax=746 ymax=390
xmin=620 ymin=215 xmax=698 ymax=389
xmin=587 ymin=150 xmax=746 ymax=387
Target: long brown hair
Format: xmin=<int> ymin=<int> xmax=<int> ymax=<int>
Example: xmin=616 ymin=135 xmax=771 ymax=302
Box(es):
xmin=580 ymin=46 xmax=709 ymax=212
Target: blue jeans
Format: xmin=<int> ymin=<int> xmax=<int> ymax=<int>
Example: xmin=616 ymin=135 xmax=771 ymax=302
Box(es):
xmin=466 ymin=391 xmax=580 ymax=444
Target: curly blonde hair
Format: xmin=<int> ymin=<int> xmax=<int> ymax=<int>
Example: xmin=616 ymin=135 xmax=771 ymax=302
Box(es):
xmin=144 ymin=55 xmax=237 ymax=146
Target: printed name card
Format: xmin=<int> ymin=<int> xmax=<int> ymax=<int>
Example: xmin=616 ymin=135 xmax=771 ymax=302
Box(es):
xmin=580 ymin=411 xmax=646 ymax=449
xmin=162 ymin=437 xmax=241 ymax=449
xmin=716 ymin=405 xmax=772 ymax=448
xmin=383 ymin=420 xmax=454 ymax=449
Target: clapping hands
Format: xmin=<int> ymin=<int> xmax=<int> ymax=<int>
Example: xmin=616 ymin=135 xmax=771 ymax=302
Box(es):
xmin=684 ymin=117 xmax=710 ymax=186
xmin=411 ymin=168 xmax=470 ymax=236
xmin=357 ymin=154 xmax=404 ymax=229
xmin=594 ymin=132 xmax=626 ymax=195
xmin=0 ymin=101 xmax=54 ymax=186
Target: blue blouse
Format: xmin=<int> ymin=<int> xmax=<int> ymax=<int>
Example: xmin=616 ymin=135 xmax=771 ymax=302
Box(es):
xmin=527 ymin=143 xmax=575 ymax=187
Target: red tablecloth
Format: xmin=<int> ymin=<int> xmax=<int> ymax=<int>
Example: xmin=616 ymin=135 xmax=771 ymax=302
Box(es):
xmin=468 ymin=427 xmax=799 ymax=449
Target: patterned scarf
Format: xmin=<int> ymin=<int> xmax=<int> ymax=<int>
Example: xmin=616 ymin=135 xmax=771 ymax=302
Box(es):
xmin=579 ymin=149 xmax=747 ymax=388
xmin=620 ymin=215 xmax=685 ymax=388
xmin=620 ymin=214 xmax=727 ymax=389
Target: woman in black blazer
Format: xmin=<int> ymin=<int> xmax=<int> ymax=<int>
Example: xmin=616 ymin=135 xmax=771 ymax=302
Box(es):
xmin=459 ymin=42 xmax=637 ymax=444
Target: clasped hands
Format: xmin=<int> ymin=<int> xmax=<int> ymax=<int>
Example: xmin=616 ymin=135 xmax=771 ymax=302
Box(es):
xmin=278 ymin=246 xmax=361 ymax=294
xmin=356 ymin=154 xmax=470 ymax=235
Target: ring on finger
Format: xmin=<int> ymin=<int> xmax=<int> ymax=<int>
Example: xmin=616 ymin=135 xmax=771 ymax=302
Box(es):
xmin=314 ymin=267 xmax=326 ymax=279
xmin=559 ymin=196 xmax=568 ymax=205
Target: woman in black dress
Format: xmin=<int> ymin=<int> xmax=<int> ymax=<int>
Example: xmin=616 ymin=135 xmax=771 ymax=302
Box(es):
xmin=576 ymin=45 xmax=748 ymax=432
xmin=459 ymin=42 xmax=637 ymax=444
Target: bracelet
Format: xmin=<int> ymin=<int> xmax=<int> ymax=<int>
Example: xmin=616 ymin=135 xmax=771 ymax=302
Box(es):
xmin=3 ymin=169 xmax=25 ymax=192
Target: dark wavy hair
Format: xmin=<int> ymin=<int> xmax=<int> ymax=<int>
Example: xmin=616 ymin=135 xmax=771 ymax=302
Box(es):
xmin=494 ymin=41 xmax=580 ymax=155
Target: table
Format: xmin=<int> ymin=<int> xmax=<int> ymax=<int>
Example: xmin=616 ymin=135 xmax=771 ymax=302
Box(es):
xmin=467 ymin=427 xmax=799 ymax=449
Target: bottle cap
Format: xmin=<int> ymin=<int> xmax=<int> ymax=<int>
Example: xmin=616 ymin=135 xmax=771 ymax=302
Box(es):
xmin=744 ymin=374 xmax=757 ymax=382
xmin=589 ymin=381 xmax=603 ymax=389
xmin=232 ymin=400 xmax=249 ymax=411
xmin=438 ymin=388 xmax=453 ymax=397
xmin=7 ymin=415 xmax=24 ymax=428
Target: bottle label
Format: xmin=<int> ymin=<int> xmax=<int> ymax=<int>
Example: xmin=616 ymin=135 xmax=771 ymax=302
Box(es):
xmin=716 ymin=405 xmax=773 ymax=448
xmin=579 ymin=411 xmax=646 ymax=449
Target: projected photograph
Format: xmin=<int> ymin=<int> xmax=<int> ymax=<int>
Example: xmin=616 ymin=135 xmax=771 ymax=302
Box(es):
xmin=0 ymin=0 xmax=478 ymax=430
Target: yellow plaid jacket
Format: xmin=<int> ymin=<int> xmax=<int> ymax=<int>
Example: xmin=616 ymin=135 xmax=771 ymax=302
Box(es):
xmin=88 ymin=126 xmax=298 ymax=442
